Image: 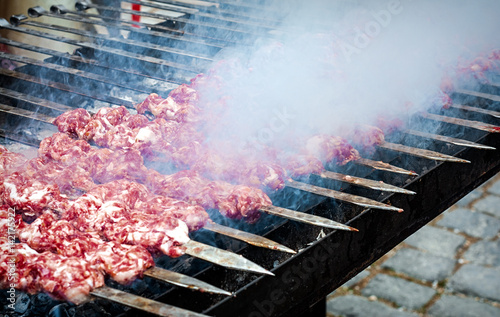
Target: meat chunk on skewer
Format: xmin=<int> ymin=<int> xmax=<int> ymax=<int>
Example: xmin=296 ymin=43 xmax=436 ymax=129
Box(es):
xmin=34 ymin=251 xmax=104 ymax=304
xmin=304 ymin=135 xmax=361 ymax=165
xmin=146 ymin=170 xmax=270 ymax=222
xmin=283 ymin=155 xmax=324 ymax=177
xmin=337 ymin=125 xmax=386 ymax=154
xmin=64 ymin=180 xmax=191 ymax=257
xmin=24 ymin=158 xmax=95 ymax=196
xmin=0 ymin=238 xmax=105 ymax=304
xmin=0 ymin=172 xmax=69 ymax=219
xmin=0 ymin=145 xmax=27 ymax=174
xmin=40 ymin=133 xmax=271 ymax=222
xmin=135 ymin=87 xmax=201 ymax=124
xmin=18 ymin=211 xmax=155 ymax=284
xmin=52 ymin=108 xmax=92 ymax=136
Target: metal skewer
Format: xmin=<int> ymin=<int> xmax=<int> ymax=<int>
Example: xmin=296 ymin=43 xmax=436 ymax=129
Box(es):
xmin=259 ymin=205 xmax=358 ymax=231
xmin=0 ymin=51 xmax=154 ymax=96
xmin=143 ymin=267 xmax=233 ymax=296
xmin=1 ymin=18 xmax=199 ymax=78
xmin=0 ymin=103 xmax=56 ymax=124
xmin=354 ymin=158 xmax=418 ymax=176
xmin=418 ymin=112 xmax=500 ymax=133
xmin=378 ymin=142 xmax=471 ymax=163
xmin=405 ymin=129 xmax=496 ymax=150
xmin=450 ymin=104 xmax=500 ymax=118
xmin=204 ymin=221 xmax=296 ymax=254
xmin=91 ymin=286 xmax=210 ymax=317
xmin=0 ymin=68 xmax=134 ymax=108
xmin=454 ymin=88 xmax=500 ymax=103
xmin=0 ymin=36 xmax=181 ymax=88
xmin=183 ymin=240 xmax=274 ymax=276
xmin=286 ymin=179 xmax=404 ymax=212
xmin=0 ymin=87 xmax=72 ymax=114
xmin=317 ymin=171 xmax=416 ymax=195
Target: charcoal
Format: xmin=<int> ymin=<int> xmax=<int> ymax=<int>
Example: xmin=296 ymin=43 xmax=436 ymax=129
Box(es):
xmin=31 ymin=293 xmax=59 ymax=315
xmin=14 ymin=293 xmax=30 ymax=314
xmin=130 ymin=279 xmax=148 ymax=294
xmin=70 ymin=302 xmax=110 ymax=317
xmin=48 ymin=303 xmax=71 ymax=317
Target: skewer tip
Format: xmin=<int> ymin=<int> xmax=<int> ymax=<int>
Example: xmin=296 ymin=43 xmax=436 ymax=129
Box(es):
xmin=485 ymin=126 xmax=500 ymax=133
xmin=277 ymin=246 xmax=297 ymax=254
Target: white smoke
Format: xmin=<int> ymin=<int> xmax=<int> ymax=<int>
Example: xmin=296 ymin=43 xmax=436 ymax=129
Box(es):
xmin=196 ymin=0 xmax=500 ymax=153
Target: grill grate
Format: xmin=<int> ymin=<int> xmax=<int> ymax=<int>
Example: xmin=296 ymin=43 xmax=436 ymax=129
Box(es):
xmin=0 ymin=1 xmax=499 ymax=316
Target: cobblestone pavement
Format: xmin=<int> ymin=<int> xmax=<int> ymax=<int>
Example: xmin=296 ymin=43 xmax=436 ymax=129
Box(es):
xmin=326 ymin=173 xmax=500 ymax=317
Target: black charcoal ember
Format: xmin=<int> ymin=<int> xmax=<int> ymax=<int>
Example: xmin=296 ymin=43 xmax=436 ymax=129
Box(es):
xmin=31 ymin=293 xmax=60 ymax=315
xmin=129 ymin=279 xmax=148 ymax=295
xmin=49 ymin=303 xmax=71 ymax=317
xmin=93 ymin=298 xmax=126 ymax=316
xmin=14 ymin=293 xmax=30 ymax=314
xmin=146 ymin=278 xmax=170 ymax=297
xmin=0 ymin=289 xmax=8 ymax=306
xmin=70 ymin=302 xmax=111 ymax=317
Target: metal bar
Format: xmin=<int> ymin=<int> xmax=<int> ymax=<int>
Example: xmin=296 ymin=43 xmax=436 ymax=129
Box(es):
xmin=259 ymin=205 xmax=358 ymax=231
xmin=354 ymin=158 xmax=418 ymax=176
xmin=205 ymin=221 xmax=295 ymax=253
xmin=143 ymin=267 xmax=233 ymax=296
xmin=1 ymin=19 xmax=200 ymax=76
xmin=201 ymin=0 xmax=275 ymax=11
xmin=19 ymin=19 xmax=203 ymax=74
xmin=285 ymin=179 xmax=404 ymax=212
xmin=0 ymin=103 xmax=55 ymax=124
xmin=122 ymin=0 xmax=277 ymax=32
xmin=418 ymin=112 xmax=500 ymax=133
xmin=23 ymin=5 xmax=219 ymax=51
xmin=455 ymin=88 xmax=500 ymax=103
xmin=0 ymin=87 xmax=72 ymax=114
xmin=0 ymin=51 xmax=153 ymax=96
xmin=47 ymin=6 xmax=216 ymax=63
xmin=317 ymin=171 xmax=416 ymax=195
xmin=449 ymin=104 xmax=500 ymax=118
xmin=405 ymin=129 xmax=496 ymax=150
xmin=183 ymin=240 xmax=274 ymax=275
xmin=79 ymin=0 xmax=265 ymax=41
xmin=0 ymin=129 xmax=41 ymax=148
xmin=0 ymin=68 xmax=134 ymax=108
xmin=378 ymin=141 xmax=471 ymax=163
xmin=91 ymin=285 xmax=209 ymax=317
xmin=0 ymin=36 xmax=181 ymax=88
xmin=73 ymin=1 xmax=234 ymax=46
xmin=142 ymin=0 xmax=283 ymax=24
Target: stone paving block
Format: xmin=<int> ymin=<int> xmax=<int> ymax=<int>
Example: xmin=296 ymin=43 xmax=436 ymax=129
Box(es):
xmin=381 ymin=248 xmax=456 ymax=282
xmin=472 ymin=195 xmax=500 ymax=218
xmin=428 ymin=294 xmax=500 ymax=317
xmin=341 ymin=270 xmax=370 ymax=288
xmin=361 ymin=274 xmax=435 ymax=310
xmin=486 ymin=178 xmax=500 ymax=196
xmin=327 ymin=295 xmax=419 ymax=317
xmin=463 ymin=239 xmax=500 ymax=268
xmin=404 ymin=226 xmax=465 ymax=258
xmin=437 ymin=208 xmax=500 ymax=239
xmin=448 ymin=264 xmax=500 ymax=302
xmin=455 ymin=189 xmax=482 ymax=207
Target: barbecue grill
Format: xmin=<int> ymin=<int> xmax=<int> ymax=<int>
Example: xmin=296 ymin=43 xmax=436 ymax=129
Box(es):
xmin=1 ymin=1 xmax=499 ymax=317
